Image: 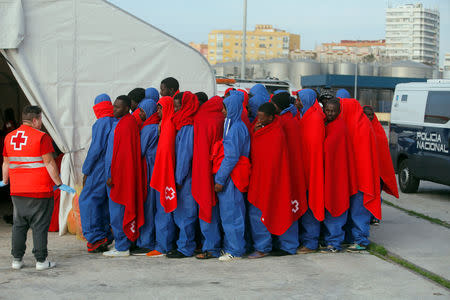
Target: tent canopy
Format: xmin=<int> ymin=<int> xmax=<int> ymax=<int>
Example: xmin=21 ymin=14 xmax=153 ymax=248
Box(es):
xmin=0 ymin=0 xmax=216 ymax=234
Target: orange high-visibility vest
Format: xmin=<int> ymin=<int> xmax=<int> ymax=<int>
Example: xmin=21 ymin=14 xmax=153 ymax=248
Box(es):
xmin=4 ymin=125 xmax=54 ymax=194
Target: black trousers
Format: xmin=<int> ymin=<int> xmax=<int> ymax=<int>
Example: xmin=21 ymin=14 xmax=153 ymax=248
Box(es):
xmin=11 ymin=196 xmax=53 ymax=262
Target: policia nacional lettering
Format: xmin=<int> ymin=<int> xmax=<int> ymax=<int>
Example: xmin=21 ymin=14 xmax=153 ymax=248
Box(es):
xmin=416 ymin=132 xmax=449 ymax=154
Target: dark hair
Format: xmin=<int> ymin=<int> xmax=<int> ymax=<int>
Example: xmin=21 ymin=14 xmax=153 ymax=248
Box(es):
xmin=173 ymin=92 xmax=184 ymax=102
xmin=161 ymin=77 xmax=179 ymax=91
xmin=363 ymin=105 xmax=374 ymax=112
xmin=128 ymin=88 xmax=145 ymax=104
xmin=258 ymin=102 xmax=277 ymax=117
xmin=271 ymin=92 xmax=291 ymax=110
xmin=5 ymin=108 xmax=16 ymax=122
xmin=195 ymin=92 xmax=208 ymax=105
xmin=116 ymin=95 xmax=132 ymax=109
xmin=22 ymin=105 xmax=42 ymax=122
xmin=325 ymin=98 xmax=341 ymax=111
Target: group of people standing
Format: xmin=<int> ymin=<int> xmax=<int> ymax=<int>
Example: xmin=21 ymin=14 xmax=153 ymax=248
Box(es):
xmin=79 ymin=77 xmax=399 ymax=262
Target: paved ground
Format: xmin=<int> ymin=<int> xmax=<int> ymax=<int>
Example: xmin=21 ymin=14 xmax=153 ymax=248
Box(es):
xmin=0 ymin=224 xmax=448 ymax=300
xmin=383 ymin=180 xmax=450 ymax=224
xmin=0 ymin=179 xmax=449 ymax=299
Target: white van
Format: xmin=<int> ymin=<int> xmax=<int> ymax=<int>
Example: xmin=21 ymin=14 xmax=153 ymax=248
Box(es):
xmin=389 ymin=79 xmax=450 ymax=193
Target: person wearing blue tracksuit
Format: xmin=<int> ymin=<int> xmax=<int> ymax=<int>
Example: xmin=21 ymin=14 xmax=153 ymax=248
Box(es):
xmin=79 ymin=94 xmax=115 ymax=253
xmin=248 ymin=84 xmax=270 ymax=123
xmin=130 ymin=99 xmax=160 ymax=255
xmin=167 ymin=92 xmax=199 ymax=258
xmin=215 ymin=92 xmax=250 ymax=261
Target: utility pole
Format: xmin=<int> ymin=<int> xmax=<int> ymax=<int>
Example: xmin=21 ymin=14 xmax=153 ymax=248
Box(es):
xmin=354 ymin=59 xmax=358 ymax=99
xmin=241 ymin=0 xmax=247 ymax=79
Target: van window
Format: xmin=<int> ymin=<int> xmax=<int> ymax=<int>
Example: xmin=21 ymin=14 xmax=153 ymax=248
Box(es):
xmin=401 ymin=95 xmax=408 ymax=102
xmin=424 ymin=91 xmax=450 ymax=124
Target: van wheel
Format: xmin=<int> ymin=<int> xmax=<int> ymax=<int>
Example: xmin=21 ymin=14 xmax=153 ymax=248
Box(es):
xmin=398 ymin=159 xmax=420 ymax=193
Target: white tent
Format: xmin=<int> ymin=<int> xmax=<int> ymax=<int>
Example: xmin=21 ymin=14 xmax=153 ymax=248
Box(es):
xmin=0 ymin=0 xmax=216 ymax=234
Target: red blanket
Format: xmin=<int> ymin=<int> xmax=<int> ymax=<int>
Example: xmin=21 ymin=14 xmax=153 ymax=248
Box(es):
xmin=298 ymin=104 xmax=325 ymax=221
xmin=150 ymin=96 xmax=178 ymax=213
xmin=324 ymin=118 xmax=358 ymax=217
xmin=248 ymin=116 xmax=296 ymax=235
xmin=340 ymin=99 xmax=381 ymax=219
xmin=211 ymin=141 xmax=251 ymax=193
xmin=93 ymin=101 xmax=114 ymax=119
xmin=370 ymin=113 xmax=399 ymax=198
xmin=132 ymin=109 xmax=143 ymax=130
xmin=110 ymin=114 xmax=145 ymax=241
xmin=279 ymin=112 xmax=308 ymax=218
xmin=172 ymin=91 xmax=199 ymax=130
xmin=192 ymin=96 xmax=224 ymax=223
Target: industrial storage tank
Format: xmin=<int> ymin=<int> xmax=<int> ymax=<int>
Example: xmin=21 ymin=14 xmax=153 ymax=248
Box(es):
xmin=358 ymin=63 xmax=374 ymax=76
xmin=264 ymin=59 xmax=289 ymax=80
xmin=334 ymin=62 xmax=356 ymax=75
xmin=380 ymin=64 xmax=392 ymax=77
xmin=289 ymin=59 xmax=321 ymax=89
xmin=390 ymin=60 xmax=433 ymax=78
xmin=373 ymin=63 xmax=380 ymax=76
xmin=222 ymin=62 xmax=237 ymax=77
xmin=250 ymin=61 xmax=266 ymax=79
xmin=213 ymin=64 xmax=224 ymax=77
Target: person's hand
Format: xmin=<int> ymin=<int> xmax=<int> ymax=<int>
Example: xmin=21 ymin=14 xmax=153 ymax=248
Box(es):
xmin=82 ymin=175 xmax=87 ymax=187
xmin=54 ymin=184 xmax=76 ymax=194
xmin=106 ymin=178 xmax=112 ymax=188
xmin=0 ymin=181 xmax=8 ymax=188
xmin=254 ymin=121 xmax=263 ymax=132
xmin=214 ymin=183 xmax=224 ymax=193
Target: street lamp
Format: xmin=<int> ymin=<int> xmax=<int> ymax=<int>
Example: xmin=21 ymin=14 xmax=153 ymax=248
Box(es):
xmin=241 ymin=0 xmax=247 ymax=79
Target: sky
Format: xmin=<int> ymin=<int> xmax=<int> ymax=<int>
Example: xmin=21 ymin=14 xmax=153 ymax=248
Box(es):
xmin=108 ymin=0 xmax=449 ymax=67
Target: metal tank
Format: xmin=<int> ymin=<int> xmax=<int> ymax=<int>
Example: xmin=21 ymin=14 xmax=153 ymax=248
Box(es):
xmin=250 ymin=62 xmax=266 ymax=79
xmin=327 ymin=63 xmax=335 ymax=74
xmin=334 ymin=62 xmax=356 ymax=75
xmin=380 ymin=64 xmax=392 ymax=77
xmin=288 ymin=59 xmax=321 ymax=89
xmin=213 ymin=64 xmax=224 ymax=77
xmin=223 ymin=63 xmax=237 ymax=77
xmin=377 ymin=89 xmax=394 ymax=112
xmin=444 ymin=70 xmax=450 ymax=79
xmin=390 ymin=60 xmax=433 ymax=78
xmin=358 ymin=89 xmax=377 ymax=107
xmin=264 ymin=59 xmax=289 ymax=80
xmin=372 ymin=63 xmax=380 ymax=76
xmin=358 ymin=63 xmax=374 ymax=76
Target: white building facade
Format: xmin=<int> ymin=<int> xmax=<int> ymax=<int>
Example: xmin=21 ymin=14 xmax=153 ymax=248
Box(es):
xmin=386 ymin=3 xmax=440 ymax=66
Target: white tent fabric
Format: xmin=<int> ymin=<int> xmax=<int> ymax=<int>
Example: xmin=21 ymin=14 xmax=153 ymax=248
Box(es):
xmin=0 ymin=0 xmax=216 ymax=234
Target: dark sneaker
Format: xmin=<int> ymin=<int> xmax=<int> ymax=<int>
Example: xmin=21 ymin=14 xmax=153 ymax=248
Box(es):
xmin=166 ymin=250 xmax=189 ymax=259
xmin=247 ymin=251 xmax=270 ymax=259
xmin=296 ymin=246 xmax=317 ymax=254
xmin=270 ymin=249 xmax=291 ymax=257
xmin=131 ymin=247 xmax=152 ymax=256
xmin=195 ymin=251 xmax=217 ymax=259
xmin=87 ymin=238 xmax=109 ymax=253
xmin=346 ymin=243 xmax=368 ymax=252
xmin=320 ymin=245 xmax=340 ymax=253
xmin=370 ymin=218 xmax=380 ymax=226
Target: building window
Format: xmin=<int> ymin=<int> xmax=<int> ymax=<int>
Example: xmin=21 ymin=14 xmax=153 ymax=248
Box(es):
xmin=209 ymin=50 xmax=215 ymax=54
xmin=259 ymin=44 xmax=266 ymax=48
xmin=251 ymin=43 xmax=255 ymax=47
xmin=235 ymin=35 xmax=240 ymax=39
xmin=209 ymin=42 xmax=215 ymax=47
xmin=225 ymin=42 xmax=230 ymax=46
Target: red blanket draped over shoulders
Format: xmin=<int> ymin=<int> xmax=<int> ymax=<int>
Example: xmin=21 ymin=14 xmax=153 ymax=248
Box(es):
xmin=192 ymin=96 xmax=225 ymax=223
xmin=298 ymin=104 xmax=325 ymax=221
xmin=340 ymin=98 xmax=381 ymax=219
xmin=324 ymin=118 xmax=358 ymax=217
xmin=369 ymin=111 xmax=399 ymax=198
xmin=279 ymin=112 xmax=308 ymax=218
xmin=150 ymin=96 xmax=178 ymax=213
xmin=248 ymin=116 xmax=296 ymax=235
xmin=110 ymin=113 xmax=145 ymax=241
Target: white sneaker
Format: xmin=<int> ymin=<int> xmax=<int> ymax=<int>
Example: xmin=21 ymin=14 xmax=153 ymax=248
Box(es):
xmin=12 ymin=259 xmax=24 ymax=270
xmin=219 ymin=252 xmax=241 ymax=262
xmin=36 ymin=260 xmax=56 ymax=271
xmin=103 ymin=248 xmax=130 ymax=257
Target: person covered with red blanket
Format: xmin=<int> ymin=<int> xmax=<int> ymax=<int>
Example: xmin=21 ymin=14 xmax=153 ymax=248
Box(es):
xmin=214 ymin=92 xmax=250 ymax=261
xmin=322 ymin=98 xmax=358 ymax=252
xmin=224 ymin=90 xmax=252 ymax=131
xmin=248 ymin=84 xmax=270 ymax=124
xmin=247 ymin=102 xmax=301 ymax=258
xmin=296 ymin=88 xmax=325 ymax=254
xmin=79 ymin=94 xmax=115 ymax=253
xmin=271 ymin=92 xmax=308 ymax=219
xmin=128 ymin=88 xmax=146 ymax=130
xmin=103 ymin=95 xmax=145 ymax=257
xmin=339 ymin=98 xmax=380 ymax=252
xmin=165 ymin=91 xmax=200 ymax=258
xmin=130 ymin=99 xmax=161 ymax=256
xmin=192 ymin=96 xmax=224 ymax=259
xmin=363 ymin=105 xmax=399 ymax=225
xmin=149 ymin=96 xmax=177 ymax=256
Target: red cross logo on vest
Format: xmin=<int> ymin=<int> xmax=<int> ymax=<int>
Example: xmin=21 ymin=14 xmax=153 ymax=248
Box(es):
xmin=11 ymin=131 xmax=28 ymax=150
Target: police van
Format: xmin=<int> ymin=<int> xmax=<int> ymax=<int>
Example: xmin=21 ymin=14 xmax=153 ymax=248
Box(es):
xmin=389 ymin=79 xmax=450 ymax=193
